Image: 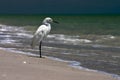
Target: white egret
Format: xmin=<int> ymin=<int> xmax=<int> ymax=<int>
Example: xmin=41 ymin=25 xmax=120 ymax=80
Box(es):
xmin=31 ymin=17 xmax=58 ymax=58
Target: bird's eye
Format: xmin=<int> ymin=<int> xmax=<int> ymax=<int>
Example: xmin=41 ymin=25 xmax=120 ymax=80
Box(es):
xmin=48 ymin=19 xmax=52 ymax=22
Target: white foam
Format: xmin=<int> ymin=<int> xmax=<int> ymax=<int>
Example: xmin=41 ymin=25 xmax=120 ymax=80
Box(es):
xmin=47 ymin=34 xmax=92 ymax=45
xmin=0 ymin=39 xmax=16 ymax=44
xmin=16 ymin=33 xmax=33 ymax=38
xmin=0 ymin=24 xmax=33 ymax=45
xmin=0 ymin=35 xmax=12 ymax=38
xmin=102 ymin=35 xmax=116 ymax=40
xmin=61 ymin=52 xmax=71 ymax=55
xmin=110 ymin=36 xmax=115 ymax=39
xmin=0 ymin=24 xmax=23 ymax=32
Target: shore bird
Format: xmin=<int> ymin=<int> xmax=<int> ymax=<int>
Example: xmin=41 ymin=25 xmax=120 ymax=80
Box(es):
xmin=31 ymin=17 xmax=59 ymax=58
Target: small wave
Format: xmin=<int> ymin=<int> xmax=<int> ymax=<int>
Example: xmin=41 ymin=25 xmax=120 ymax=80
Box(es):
xmin=103 ymin=35 xmax=115 ymax=39
xmin=0 ymin=24 xmax=33 ymax=45
xmin=0 ymin=24 xmax=23 ymax=32
xmin=61 ymin=52 xmax=71 ymax=55
xmin=0 ymin=39 xmax=16 ymax=44
xmin=47 ymin=34 xmax=92 ymax=45
xmin=16 ymin=33 xmax=33 ymax=38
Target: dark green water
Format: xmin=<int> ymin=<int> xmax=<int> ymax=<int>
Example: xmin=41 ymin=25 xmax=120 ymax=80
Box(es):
xmin=0 ymin=14 xmax=120 ymax=35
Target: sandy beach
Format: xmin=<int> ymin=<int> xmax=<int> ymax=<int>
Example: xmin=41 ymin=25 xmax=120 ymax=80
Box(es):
xmin=0 ymin=49 xmax=116 ymax=80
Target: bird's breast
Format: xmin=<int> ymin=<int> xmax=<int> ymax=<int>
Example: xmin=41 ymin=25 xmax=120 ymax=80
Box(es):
xmin=45 ymin=25 xmax=51 ymax=34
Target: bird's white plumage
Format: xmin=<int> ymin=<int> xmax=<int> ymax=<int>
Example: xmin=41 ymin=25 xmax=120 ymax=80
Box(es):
xmin=31 ymin=17 xmax=52 ymax=48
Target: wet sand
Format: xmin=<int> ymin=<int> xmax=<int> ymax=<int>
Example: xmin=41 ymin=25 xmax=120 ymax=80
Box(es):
xmin=0 ymin=49 xmax=115 ymax=80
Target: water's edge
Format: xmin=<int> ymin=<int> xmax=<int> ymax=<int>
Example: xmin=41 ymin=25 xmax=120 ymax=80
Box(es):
xmin=0 ymin=47 xmax=120 ymax=80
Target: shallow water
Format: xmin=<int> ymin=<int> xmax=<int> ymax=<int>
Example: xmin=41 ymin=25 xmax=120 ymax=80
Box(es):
xmin=0 ymin=24 xmax=120 ymax=79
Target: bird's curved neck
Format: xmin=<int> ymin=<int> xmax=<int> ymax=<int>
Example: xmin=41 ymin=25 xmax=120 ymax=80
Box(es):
xmin=43 ymin=23 xmax=50 ymax=26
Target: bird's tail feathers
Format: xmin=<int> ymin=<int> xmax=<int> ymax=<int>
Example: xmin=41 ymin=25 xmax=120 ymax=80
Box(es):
xmin=31 ymin=35 xmax=37 ymax=49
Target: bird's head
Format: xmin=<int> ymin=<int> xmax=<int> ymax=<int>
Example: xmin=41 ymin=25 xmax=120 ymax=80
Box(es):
xmin=43 ymin=17 xmax=59 ymax=24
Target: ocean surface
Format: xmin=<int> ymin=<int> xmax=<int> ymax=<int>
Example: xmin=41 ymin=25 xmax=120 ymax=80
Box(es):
xmin=0 ymin=15 xmax=120 ymax=79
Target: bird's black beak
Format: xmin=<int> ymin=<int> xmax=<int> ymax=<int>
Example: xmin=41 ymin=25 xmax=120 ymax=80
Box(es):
xmin=53 ymin=20 xmax=59 ymax=24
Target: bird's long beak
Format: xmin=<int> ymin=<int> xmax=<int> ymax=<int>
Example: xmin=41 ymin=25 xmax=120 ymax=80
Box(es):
xmin=53 ymin=20 xmax=59 ymax=24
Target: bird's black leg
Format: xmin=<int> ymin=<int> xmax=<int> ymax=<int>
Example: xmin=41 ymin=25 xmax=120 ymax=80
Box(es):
xmin=39 ymin=41 xmax=42 ymax=58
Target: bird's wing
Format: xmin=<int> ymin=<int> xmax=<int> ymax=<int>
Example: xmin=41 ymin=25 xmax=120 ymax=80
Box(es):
xmin=31 ymin=34 xmax=37 ymax=49
xmin=31 ymin=25 xmax=46 ymax=49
